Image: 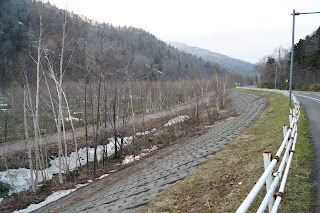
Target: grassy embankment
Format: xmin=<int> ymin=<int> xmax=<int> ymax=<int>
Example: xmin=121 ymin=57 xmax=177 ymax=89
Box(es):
xmin=142 ymin=89 xmax=314 ymax=212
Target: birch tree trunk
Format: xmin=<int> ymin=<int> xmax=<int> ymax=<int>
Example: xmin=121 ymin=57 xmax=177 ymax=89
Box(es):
xmin=62 ymin=89 xmax=80 ymax=168
xmin=33 ymin=1 xmax=43 ymax=189
xmin=215 ymin=73 xmax=220 ymax=114
xmin=93 ymin=72 xmax=102 ymax=176
xmin=55 ymin=10 xmax=68 ymax=184
xmin=191 ymin=83 xmax=199 ymax=119
xmin=85 ymin=79 xmax=89 ymax=175
xmin=113 ymin=88 xmax=118 ymax=159
xmin=23 ymin=88 xmax=36 ymax=193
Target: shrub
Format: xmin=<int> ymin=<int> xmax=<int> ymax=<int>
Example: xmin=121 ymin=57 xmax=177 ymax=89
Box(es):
xmin=38 ymin=180 xmax=53 ymax=194
xmin=65 ymin=168 xmax=81 ymax=181
xmin=259 ymin=81 xmax=270 ymax=88
xmin=0 ymin=182 xmax=9 ymax=192
xmin=309 ymin=83 xmax=320 ymax=92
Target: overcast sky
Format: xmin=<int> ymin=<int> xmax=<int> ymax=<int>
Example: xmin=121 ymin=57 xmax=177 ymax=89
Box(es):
xmin=48 ymin=0 xmax=320 ymax=64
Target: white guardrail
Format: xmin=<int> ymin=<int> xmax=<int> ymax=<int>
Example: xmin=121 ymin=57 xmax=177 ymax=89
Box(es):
xmin=236 ymin=88 xmax=300 ymax=213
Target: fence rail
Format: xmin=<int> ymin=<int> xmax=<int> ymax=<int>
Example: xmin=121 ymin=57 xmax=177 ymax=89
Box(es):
xmin=236 ymin=88 xmax=300 ymax=213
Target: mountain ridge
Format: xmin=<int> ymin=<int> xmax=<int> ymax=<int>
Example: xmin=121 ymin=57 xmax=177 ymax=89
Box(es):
xmin=167 ymin=41 xmax=255 ymax=75
xmin=0 ymin=0 xmax=218 ymax=88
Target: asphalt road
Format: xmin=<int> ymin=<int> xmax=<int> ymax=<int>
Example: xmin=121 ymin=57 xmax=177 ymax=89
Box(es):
xmin=33 ymin=90 xmax=268 ymax=213
xmin=293 ymin=91 xmax=320 ymax=211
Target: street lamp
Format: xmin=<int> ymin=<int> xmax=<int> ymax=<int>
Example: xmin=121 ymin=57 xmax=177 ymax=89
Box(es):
xmin=289 ymin=9 xmax=320 ymax=106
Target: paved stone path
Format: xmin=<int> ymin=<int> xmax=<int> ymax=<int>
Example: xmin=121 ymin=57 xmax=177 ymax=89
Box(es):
xmin=37 ymin=90 xmax=268 ymax=213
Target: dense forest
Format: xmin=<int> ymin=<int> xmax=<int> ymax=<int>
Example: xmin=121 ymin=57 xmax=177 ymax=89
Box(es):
xmin=0 ymin=0 xmax=231 ymax=140
xmin=0 ymin=0 xmax=218 ymax=88
xmin=256 ymin=26 xmax=320 ymax=91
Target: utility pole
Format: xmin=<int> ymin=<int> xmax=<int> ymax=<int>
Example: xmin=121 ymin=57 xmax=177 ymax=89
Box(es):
xmin=275 ymin=48 xmax=280 ymax=90
xmin=289 ymin=10 xmax=320 ymax=106
xmin=289 ymin=9 xmax=295 ymax=106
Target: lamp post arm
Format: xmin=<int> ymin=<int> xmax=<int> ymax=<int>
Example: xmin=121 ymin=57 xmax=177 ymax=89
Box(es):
xmin=289 ymin=10 xmax=320 ymax=106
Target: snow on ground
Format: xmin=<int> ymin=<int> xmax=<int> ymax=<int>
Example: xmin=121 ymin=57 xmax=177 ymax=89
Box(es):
xmin=13 ymin=189 xmax=76 ymax=213
xmin=135 ymin=128 xmax=156 ymax=136
xmin=65 ymin=116 xmax=81 ymax=121
xmin=12 ymin=171 xmax=116 ymax=212
xmin=0 ymin=131 xmax=149 ymax=196
xmin=122 ymin=145 xmax=158 ymax=165
xmin=0 ymin=115 xmax=190 ymax=203
xmin=164 ymin=115 xmax=190 ymax=127
xmin=96 ymin=174 xmax=109 ymax=180
xmin=0 ymin=137 xmax=132 ymax=196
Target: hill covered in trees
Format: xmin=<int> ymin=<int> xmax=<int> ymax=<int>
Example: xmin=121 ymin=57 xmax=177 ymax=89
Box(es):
xmin=0 ymin=0 xmax=239 ymax=200
xmin=167 ymin=41 xmax=255 ymax=75
xmin=256 ymin=26 xmax=320 ymax=91
xmin=0 ymin=0 xmax=218 ymax=89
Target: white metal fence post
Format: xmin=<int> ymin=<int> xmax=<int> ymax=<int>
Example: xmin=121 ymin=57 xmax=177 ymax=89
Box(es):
xmin=289 ymin=108 xmax=293 ymax=126
xmin=283 ymin=125 xmax=288 ymax=140
xmin=236 ymin=88 xmax=300 ymax=212
xmin=263 ymin=150 xmax=275 ymax=213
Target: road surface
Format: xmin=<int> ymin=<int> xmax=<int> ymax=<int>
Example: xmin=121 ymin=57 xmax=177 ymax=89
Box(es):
xmin=33 ymin=90 xmax=268 ymax=213
xmin=293 ymin=91 xmax=320 ymax=211
xmin=0 ymin=92 xmax=214 ymax=156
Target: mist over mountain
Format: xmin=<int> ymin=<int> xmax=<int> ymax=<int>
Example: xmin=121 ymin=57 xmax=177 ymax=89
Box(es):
xmin=167 ymin=41 xmax=255 ymax=75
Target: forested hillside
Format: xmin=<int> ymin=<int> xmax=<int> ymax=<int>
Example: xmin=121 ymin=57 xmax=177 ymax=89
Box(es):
xmin=167 ymin=41 xmax=255 ymax=75
xmin=0 ymin=0 xmax=239 ymax=202
xmin=0 ymin=0 xmax=216 ymax=89
xmin=256 ymin=26 xmax=320 ymax=91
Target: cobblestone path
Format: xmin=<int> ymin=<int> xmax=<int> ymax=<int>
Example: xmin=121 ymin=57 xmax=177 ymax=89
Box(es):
xmin=36 ymin=90 xmax=268 ymax=213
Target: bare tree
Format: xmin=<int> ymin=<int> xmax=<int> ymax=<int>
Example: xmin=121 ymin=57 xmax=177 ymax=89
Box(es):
xmin=23 ymin=87 xmax=35 ymax=193
xmin=93 ymin=71 xmax=102 ymax=176
xmin=32 ymin=0 xmax=44 ymax=189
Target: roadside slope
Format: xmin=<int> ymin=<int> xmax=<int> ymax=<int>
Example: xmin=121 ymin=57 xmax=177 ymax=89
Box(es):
xmin=33 ymin=90 xmax=267 ymax=212
xmin=142 ymin=90 xmax=314 ymax=212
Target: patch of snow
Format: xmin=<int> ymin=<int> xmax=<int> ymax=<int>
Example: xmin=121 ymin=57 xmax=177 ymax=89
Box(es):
xmin=73 ymin=111 xmax=83 ymax=115
xmin=96 ymin=174 xmax=109 ymax=180
xmin=13 ymin=183 xmax=91 ymax=213
xmin=164 ymin=115 xmax=190 ymax=127
xmin=135 ymin=129 xmax=156 ymax=136
xmin=122 ymin=155 xmax=141 ymax=164
xmin=0 ymin=103 xmax=8 ymax=107
xmin=0 ymin=131 xmax=147 ymax=195
xmin=75 ymin=183 xmax=89 ymax=188
xmin=13 ymin=189 xmax=76 ymax=213
xmin=122 ymin=146 xmax=158 ymax=165
xmin=0 ymin=168 xmax=54 ymax=195
xmin=65 ymin=116 xmax=81 ymax=121
xmin=0 ymin=127 xmax=158 ymax=199
xmin=142 ymin=145 xmax=157 ymax=153
xmin=0 ymin=198 xmax=3 ymax=203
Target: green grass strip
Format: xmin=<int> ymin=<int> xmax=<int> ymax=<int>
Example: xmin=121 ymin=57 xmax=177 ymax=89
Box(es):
xmin=141 ymin=89 xmax=314 ymax=212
